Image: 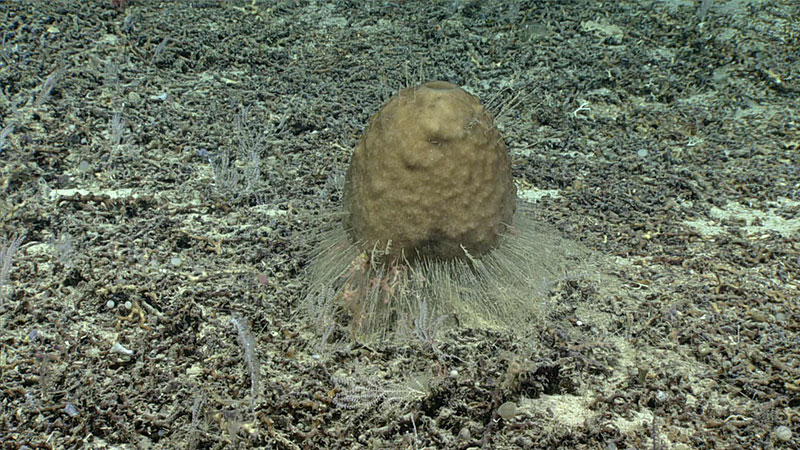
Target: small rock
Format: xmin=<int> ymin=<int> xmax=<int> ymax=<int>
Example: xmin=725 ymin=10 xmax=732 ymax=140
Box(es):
xmin=497 ymin=401 xmax=518 ymax=420
xmin=774 ymin=425 xmax=792 ymax=442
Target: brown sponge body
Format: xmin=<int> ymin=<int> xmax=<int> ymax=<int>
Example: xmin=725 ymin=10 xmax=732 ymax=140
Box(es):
xmin=344 ymin=81 xmax=517 ymax=261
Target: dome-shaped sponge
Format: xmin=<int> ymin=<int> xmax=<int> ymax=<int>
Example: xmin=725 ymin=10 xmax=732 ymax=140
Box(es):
xmin=343 ymin=81 xmax=517 ymax=262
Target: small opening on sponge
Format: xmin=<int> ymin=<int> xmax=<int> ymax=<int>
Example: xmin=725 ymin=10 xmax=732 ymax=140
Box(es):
xmin=424 ymin=80 xmax=458 ymax=91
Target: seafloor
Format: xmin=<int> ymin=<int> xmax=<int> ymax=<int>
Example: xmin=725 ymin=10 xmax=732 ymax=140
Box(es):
xmin=0 ymin=0 xmax=798 ymax=448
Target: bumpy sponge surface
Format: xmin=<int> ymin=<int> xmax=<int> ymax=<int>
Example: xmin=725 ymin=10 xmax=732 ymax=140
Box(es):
xmin=344 ymin=81 xmax=517 ymax=261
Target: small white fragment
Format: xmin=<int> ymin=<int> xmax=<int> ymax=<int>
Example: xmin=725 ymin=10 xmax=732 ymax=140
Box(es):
xmin=64 ymin=403 xmax=80 ymax=417
xmin=110 ymin=342 xmax=134 ymax=356
xmin=106 ymin=300 xmax=115 ymax=309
